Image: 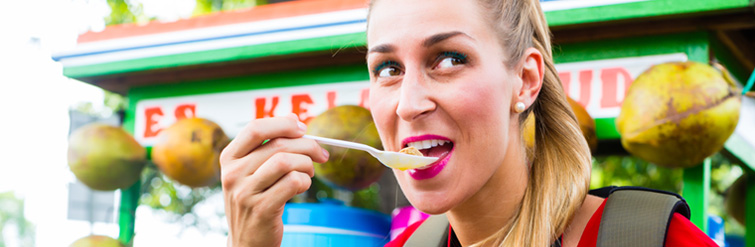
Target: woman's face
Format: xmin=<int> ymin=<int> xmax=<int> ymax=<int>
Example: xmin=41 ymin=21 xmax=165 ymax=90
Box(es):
xmin=367 ymin=0 xmax=525 ymax=213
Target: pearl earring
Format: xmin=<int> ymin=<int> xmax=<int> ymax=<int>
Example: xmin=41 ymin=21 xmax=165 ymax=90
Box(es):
xmin=514 ymin=102 xmax=526 ymax=113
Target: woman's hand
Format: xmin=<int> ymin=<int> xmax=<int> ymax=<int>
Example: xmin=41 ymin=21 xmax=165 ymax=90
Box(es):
xmin=220 ymin=114 xmax=329 ymax=247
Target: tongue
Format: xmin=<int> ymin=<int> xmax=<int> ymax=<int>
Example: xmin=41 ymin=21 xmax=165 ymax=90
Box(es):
xmin=421 ymin=144 xmax=453 ymax=158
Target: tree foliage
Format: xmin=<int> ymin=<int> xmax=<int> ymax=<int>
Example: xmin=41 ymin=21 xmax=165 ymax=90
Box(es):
xmin=591 ymin=155 xmax=683 ymax=193
xmin=193 ymin=0 xmax=268 ymax=16
xmin=104 ymin=0 xmax=268 ymax=26
xmin=592 ymin=153 xmax=746 ymax=236
xmin=0 ymin=192 xmax=35 ymax=247
xmin=138 ymin=164 xmax=225 ymax=233
xmin=105 ymin=0 xmax=145 ymax=25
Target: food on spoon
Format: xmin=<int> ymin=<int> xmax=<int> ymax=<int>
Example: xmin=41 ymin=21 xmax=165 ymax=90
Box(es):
xmin=399 ymin=146 xmax=423 ymax=156
xmin=394 ymin=146 xmax=427 ymax=171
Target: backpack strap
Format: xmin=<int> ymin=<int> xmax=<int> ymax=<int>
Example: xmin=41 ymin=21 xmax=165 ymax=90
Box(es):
xmin=596 ymin=187 xmax=691 ymax=247
xmin=404 ymin=214 xmax=449 ymax=247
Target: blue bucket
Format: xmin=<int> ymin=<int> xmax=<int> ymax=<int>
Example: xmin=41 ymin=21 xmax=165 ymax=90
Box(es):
xmin=281 ymin=201 xmax=391 ymax=247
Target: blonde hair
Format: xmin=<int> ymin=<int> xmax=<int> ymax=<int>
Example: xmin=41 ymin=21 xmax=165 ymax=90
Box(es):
xmin=367 ymin=0 xmax=592 ymax=246
xmin=475 ymin=0 xmax=592 ymax=246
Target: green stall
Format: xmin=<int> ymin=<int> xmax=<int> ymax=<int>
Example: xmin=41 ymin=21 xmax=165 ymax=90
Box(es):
xmin=54 ymin=0 xmax=755 ymax=245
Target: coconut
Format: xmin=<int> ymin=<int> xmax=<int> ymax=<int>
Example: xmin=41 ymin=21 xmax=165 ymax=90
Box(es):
xmin=523 ymin=97 xmax=597 ymax=155
xmin=68 ymin=123 xmax=146 ymax=191
xmin=616 ymin=61 xmax=741 ymax=168
xmin=306 ymin=105 xmax=385 ymax=191
xmin=151 ymin=118 xmax=229 ymax=188
xmin=725 ymin=175 xmax=747 ymax=225
xmin=70 ymin=235 xmax=124 ymax=247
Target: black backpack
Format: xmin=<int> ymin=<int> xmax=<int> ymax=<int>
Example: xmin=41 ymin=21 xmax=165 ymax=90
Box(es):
xmin=403 ymin=186 xmax=691 ymax=247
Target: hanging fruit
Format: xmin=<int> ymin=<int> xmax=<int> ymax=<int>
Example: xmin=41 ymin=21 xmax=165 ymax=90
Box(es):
xmin=725 ymin=175 xmax=748 ymax=225
xmin=306 ymin=105 xmax=386 ymax=191
xmin=523 ymin=97 xmax=597 ymax=156
xmin=616 ymin=61 xmax=741 ymax=168
xmin=152 ymin=117 xmax=230 ymax=188
xmin=68 ymin=123 xmax=146 ymax=191
xmin=69 ymin=235 xmax=124 ymax=247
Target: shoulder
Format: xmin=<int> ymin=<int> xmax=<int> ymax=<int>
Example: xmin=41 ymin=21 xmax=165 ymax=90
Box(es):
xmin=384 ymin=218 xmax=427 ymax=247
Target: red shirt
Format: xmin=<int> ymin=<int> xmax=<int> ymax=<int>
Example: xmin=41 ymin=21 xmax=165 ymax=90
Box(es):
xmin=385 ymin=200 xmax=719 ymax=247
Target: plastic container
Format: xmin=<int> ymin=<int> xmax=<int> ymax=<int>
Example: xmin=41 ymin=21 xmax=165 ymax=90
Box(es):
xmin=281 ymin=200 xmax=391 ymax=247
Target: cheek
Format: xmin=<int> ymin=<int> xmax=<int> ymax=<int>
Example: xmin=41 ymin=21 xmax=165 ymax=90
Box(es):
xmin=446 ymin=72 xmax=513 ymax=167
xmin=448 ymin=77 xmax=508 ymax=123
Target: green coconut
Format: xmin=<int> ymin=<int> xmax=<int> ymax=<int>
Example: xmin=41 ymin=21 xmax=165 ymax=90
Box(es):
xmin=306 ymin=105 xmax=385 ymax=191
xmin=616 ymin=62 xmax=741 ymax=168
xmin=68 ymin=123 xmax=146 ymax=191
xmin=70 ymin=235 xmax=124 ymax=247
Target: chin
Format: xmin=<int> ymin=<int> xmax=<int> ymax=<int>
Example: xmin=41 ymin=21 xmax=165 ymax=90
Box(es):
xmin=404 ymin=190 xmax=457 ymax=214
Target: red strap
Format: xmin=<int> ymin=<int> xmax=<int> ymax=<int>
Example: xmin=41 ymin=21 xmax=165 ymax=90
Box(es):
xmin=384 ymin=219 xmax=426 ymax=247
xmin=576 ymin=201 xmax=606 ymax=247
xmin=448 ymin=225 xmax=452 ymax=247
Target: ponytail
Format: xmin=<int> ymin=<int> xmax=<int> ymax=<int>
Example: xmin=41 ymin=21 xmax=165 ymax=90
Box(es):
xmin=474 ymin=0 xmax=592 ymax=246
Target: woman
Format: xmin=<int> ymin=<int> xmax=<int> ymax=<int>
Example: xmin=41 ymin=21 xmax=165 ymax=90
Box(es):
xmin=220 ymin=0 xmax=719 ymax=246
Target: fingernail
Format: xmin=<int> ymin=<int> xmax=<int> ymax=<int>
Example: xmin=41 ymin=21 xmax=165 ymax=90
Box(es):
xmin=321 ymin=148 xmax=329 ymax=159
xmin=298 ymin=121 xmax=307 ymax=131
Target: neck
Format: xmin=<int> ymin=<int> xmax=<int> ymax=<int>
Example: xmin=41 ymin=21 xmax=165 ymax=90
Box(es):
xmin=446 ymin=136 xmax=529 ymax=246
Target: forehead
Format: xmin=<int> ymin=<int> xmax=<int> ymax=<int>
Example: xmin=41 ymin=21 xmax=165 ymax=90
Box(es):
xmin=367 ymin=0 xmax=494 ymax=47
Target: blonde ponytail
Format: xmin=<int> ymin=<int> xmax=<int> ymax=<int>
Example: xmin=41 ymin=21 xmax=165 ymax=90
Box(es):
xmin=474 ymin=0 xmax=592 ymax=246
xmin=367 ymin=0 xmax=592 ymax=245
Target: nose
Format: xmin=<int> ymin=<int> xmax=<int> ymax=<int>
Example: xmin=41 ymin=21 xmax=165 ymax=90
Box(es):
xmin=395 ymin=70 xmax=436 ymax=121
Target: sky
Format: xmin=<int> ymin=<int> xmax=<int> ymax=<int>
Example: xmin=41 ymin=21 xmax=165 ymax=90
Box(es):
xmin=0 ymin=0 xmax=225 ymax=246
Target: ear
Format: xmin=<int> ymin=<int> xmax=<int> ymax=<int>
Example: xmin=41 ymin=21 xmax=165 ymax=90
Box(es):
xmin=514 ymin=48 xmax=544 ymax=111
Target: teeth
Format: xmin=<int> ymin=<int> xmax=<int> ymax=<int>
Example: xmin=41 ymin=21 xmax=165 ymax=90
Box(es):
xmin=422 ymin=140 xmax=431 ymax=149
xmin=407 ymin=139 xmax=450 ymax=150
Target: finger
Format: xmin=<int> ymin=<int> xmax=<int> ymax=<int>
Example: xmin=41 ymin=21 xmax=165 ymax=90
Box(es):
xmin=220 ymin=135 xmax=328 ymax=191
xmin=247 ymin=152 xmax=315 ymax=194
xmin=224 ymin=152 xmax=313 ymax=204
xmin=230 ymin=169 xmax=311 ymax=215
xmin=232 ymin=137 xmax=329 ymax=177
xmin=261 ymin=171 xmax=312 ymax=208
xmin=221 ymin=115 xmax=306 ymax=161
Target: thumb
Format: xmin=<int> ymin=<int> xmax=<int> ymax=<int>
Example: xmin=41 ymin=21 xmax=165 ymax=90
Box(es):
xmin=286 ymin=113 xmax=302 ymax=122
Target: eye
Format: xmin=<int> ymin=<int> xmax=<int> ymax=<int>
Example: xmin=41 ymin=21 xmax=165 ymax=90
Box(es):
xmin=373 ymin=61 xmax=403 ymax=77
xmin=435 ymin=51 xmax=468 ymax=69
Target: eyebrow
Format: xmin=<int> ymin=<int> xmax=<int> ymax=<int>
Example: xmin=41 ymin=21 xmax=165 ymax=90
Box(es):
xmin=367 ymin=31 xmax=471 ymax=54
xmin=368 ymin=44 xmax=395 ymax=54
xmin=422 ymin=31 xmax=468 ymax=47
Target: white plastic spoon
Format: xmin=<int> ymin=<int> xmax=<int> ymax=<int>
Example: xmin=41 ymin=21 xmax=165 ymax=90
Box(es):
xmin=303 ymin=135 xmax=439 ymax=171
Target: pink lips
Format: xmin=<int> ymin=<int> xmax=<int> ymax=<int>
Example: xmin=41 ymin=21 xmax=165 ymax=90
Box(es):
xmin=401 ymin=135 xmax=453 ymax=180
